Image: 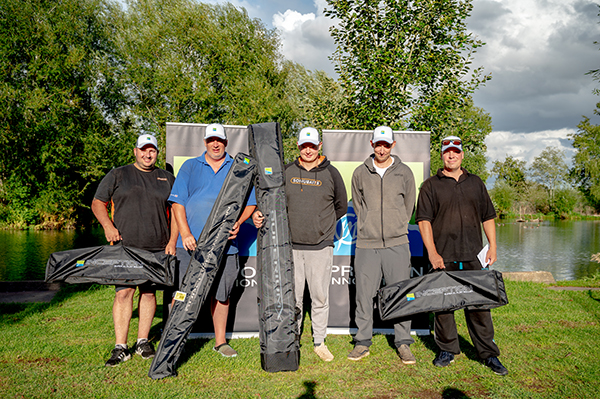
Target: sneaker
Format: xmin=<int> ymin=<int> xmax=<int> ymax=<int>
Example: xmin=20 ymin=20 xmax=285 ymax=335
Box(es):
xmin=135 ymin=340 xmax=155 ymax=359
xmin=105 ymin=347 xmax=131 ymax=367
xmin=213 ymin=343 xmax=238 ymax=358
xmin=314 ymin=343 xmax=334 ymax=362
xmin=484 ymin=357 xmax=509 ymax=376
xmin=347 ymin=345 xmax=370 ymax=361
xmin=433 ymin=351 xmax=454 ymax=367
xmin=397 ymin=344 xmax=416 ymax=365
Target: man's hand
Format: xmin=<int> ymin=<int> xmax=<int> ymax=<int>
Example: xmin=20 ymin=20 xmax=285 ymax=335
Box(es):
xmin=165 ymin=242 xmax=177 ymax=255
xmin=252 ymin=210 xmax=264 ymax=229
xmin=181 ymin=233 xmax=197 ymax=251
xmin=228 ymin=221 xmax=240 ymax=240
xmin=104 ymin=225 xmax=122 ymax=244
xmin=429 ymin=252 xmax=445 ymax=270
xmin=484 ymin=246 xmax=497 ymax=266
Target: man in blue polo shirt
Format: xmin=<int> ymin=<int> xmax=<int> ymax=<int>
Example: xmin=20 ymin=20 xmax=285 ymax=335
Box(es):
xmin=169 ymin=123 xmax=256 ymax=358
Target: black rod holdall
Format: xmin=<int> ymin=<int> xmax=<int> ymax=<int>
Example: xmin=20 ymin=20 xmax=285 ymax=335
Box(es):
xmin=248 ymin=122 xmax=299 ymax=372
xmin=148 ymin=153 xmax=257 ymax=379
xmin=45 ymin=243 xmax=176 ymax=287
xmin=377 ymin=269 xmax=508 ymax=321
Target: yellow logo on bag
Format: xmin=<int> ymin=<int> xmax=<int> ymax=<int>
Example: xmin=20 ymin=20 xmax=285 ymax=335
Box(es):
xmin=174 ymin=291 xmax=187 ymax=302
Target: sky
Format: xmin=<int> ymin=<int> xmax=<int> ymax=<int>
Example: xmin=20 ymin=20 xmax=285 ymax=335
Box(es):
xmin=202 ymin=0 xmax=600 ymax=169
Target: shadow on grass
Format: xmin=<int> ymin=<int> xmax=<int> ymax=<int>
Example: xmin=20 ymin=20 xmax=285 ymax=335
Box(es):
xmin=297 ymin=381 xmax=317 ymax=399
xmin=0 ymin=283 xmax=102 ymax=326
xmin=442 ymin=387 xmax=471 ymax=398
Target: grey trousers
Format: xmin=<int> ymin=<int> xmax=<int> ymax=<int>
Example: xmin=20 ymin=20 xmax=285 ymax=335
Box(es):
xmin=354 ymin=244 xmax=414 ymax=348
xmin=293 ymin=247 xmax=333 ymax=344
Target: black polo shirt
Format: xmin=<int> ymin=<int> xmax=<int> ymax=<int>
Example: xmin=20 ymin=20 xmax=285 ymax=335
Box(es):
xmin=416 ymin=168 xmax=496 ymax=263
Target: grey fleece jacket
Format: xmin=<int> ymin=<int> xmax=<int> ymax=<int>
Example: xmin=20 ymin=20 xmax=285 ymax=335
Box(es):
xmin=351 ymin=154 xmax=416 ymax=249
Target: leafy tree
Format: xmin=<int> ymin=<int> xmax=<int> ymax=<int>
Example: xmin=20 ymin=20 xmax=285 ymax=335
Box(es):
xmin=529 ymin=146 xmax=569 ymax=211
xmin=490 ymin=180 xmax=516 ymax=216
xmin=570 ymin=115 xmax=600 ymax=211
xmin=492 ymin=155 xmax=527 ymax=192
xmin=112 ymin=0 xmax=297 ymax=154
xmin=324 ymin=0 xmax=491 ymax=143
xmin=0 ymin=0 xmax=129 ymax=228
xmin=553 ymin=188 xmax=579 ymax=217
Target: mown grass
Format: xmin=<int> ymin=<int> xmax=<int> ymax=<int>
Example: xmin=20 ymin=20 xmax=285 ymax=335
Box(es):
xmin=1 ymin=280 xmax=599 ymax=398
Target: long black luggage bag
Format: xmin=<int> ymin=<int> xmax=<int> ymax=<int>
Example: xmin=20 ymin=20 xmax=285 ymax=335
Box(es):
xmin=248 ymin=122 xmax=299 ymax=372
xmin=45 ymin=243 xmax=176 ymax=287
xmin=377 ymin=270 xmax=508 ymax=321
xmin=148 ymin=153 xmax=257 ymax=379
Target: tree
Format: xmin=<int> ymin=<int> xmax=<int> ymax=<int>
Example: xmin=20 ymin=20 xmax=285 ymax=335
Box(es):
xmin=324 ymin=0 xmax=491 ymax=143
xmin=492 ymin=155 xmax=527 ymax=192
xmin=0 ymin=0 xmax=128 ymax=228
xmin=490 ymin=180 xmax=517 ymax=216
xmin=570 ymin=115 xmax=600 ymax=211
xmin=529 ymin=146 xmax=569 ymax=211
xmin=112 ymin=0 xmax=297 ymax=154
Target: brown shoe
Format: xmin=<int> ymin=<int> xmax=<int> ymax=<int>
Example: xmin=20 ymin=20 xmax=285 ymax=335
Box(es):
xmin=398 ymin=344 xmax=416 ymax=364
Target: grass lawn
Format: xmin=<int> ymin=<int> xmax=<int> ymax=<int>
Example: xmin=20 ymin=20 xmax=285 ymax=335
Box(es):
xmin=1 ymin=280 xmax=599 ymax=398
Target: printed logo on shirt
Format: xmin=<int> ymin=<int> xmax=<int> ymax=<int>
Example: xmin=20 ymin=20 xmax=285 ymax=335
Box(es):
xmin=157 ymin=177 xmax=168 ymax=181
xmin=290 ymin=177 xmax=322 ymax=187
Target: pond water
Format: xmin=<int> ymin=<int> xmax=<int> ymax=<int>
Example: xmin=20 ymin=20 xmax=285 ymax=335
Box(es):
xmin=0 ymin=220 xmax=599 ymax=282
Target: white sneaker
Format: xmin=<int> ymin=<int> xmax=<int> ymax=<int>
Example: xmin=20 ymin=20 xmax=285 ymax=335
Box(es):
xmin=314 ymin=343 xmax=334 ymax=362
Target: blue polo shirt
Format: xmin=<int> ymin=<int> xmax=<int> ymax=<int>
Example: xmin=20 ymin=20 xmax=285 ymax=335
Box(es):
xmin=168 ymin=152 xmax=256 ymax=254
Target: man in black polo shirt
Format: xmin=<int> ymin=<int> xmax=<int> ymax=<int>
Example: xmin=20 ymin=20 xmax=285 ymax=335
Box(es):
xmin=92 ymin=134 xmax=178 ymax=367
xmin=415 ymin=135 xmax=508 ymax=376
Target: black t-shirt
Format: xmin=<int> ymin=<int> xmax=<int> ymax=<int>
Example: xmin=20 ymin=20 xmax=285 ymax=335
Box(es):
xmin=416 ymin=168 xmax=496 ymax=262
xmin=94 ymin=164 xmax=175 ymax=251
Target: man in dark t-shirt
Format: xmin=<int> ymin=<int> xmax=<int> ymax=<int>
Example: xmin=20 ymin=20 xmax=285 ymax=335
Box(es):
xmin=415 ymin=135 xmax=508 ymax=376
xmin=92 ymin=134 xmax=178 ymax=367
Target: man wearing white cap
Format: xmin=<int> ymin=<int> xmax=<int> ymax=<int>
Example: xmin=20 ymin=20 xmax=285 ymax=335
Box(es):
xmin=416 ymin=136 xmax=508 ymax=376
xmin=92 ymin=134 xmax=178 ymax=367
xmin=168 ymin=123 xmax=256 ymax=358
xmin=348 ymin=126 xmax=417 ymax=364
xmin=252 ymin=127 xmax=347 ymax=361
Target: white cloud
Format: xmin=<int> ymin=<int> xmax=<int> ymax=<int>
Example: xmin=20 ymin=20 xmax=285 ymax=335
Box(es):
xmin=272 ymin=2 xmax=336 ymax=74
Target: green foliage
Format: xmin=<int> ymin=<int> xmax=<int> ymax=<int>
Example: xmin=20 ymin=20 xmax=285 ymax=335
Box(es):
xmin=492 ymin=155 xmax=527 ymax=192
xmin=490 ymin=180 xmax=517 ymax=215
xmin=529 ymin=146 xmax=568 ymax=211
xmin=570 ymin=114 xmax=600 ymax=212
xmin=112 ymin=0 xmax=297 ymax=151
xmin=553 ymin=188 xmax=580 ymax=217
xmin=325 ymin=0 xmax=491 ymax=139
xmin=0 ymin=0 xmax=131 ymax=228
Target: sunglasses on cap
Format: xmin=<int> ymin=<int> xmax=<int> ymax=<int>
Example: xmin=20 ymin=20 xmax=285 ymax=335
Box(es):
xmin=442 ymin=139 xmax=462 ymax=146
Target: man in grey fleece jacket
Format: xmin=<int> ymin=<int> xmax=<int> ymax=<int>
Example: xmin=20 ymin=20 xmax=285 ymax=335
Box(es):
xmin=253 ymin=127 xmax=347 ymax=362
xmin=348 ymin=126 xmax=417 ymax=364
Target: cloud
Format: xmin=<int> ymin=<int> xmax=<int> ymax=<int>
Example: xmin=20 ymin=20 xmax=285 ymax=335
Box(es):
xmin=470 ymin=0 xmax=600 ymax=133
xmin=272 ymin=1 xmax=336 ymax=74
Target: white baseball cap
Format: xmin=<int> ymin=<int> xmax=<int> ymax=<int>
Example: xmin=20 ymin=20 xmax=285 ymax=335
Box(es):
xmin=136 ymin=134 xmax=158 ymax=149
xmin=372 ymin=126 xmax=394 ymax=144
xmin=205 ymin=123 xmax=227 ymax=140
xmin=441 ymin=136 xmax=462 ymax=153
xmin=297 ymin=127 xmax=320 ymax=146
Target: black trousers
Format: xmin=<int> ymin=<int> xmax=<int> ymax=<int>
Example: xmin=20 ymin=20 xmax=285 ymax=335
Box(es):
xmin=434 ymin=260 xmax=500 ymax=360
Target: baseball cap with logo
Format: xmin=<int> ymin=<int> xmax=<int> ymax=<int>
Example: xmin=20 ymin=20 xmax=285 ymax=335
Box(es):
xmin=136 ymin=134 xmax=158 ymax=150
xmin=441 ymin=136 xmax=462 ymax=153
xmin=372 ymin=126 xmax=394 ymax=144
xmin=297 ymin=127 xmax=320 ymax=146
xmin=205 ymin=123 xmax=227 ymax=140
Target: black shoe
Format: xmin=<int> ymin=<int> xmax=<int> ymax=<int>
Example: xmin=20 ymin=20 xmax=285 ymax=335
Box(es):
xmin=105 ymin=347 xmax=131 ymax=367
xmin=135 ymin=340 xmax=155 ymax=359
xmin=433 ymin=351 xmax=454 ymax=367
xmin=485 ymin=357 xmax=508 ymax=376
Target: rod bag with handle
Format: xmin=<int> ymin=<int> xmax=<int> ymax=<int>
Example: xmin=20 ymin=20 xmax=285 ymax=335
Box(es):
xmin=148 ymin=153 xmax=257 ymax=379
xmin=248 ymin=122 xmax=299 ymax=372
